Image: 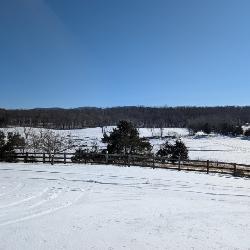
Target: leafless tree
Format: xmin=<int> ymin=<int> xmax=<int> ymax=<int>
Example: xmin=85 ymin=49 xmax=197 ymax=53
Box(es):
xmin=23 ymin=127 xmax=32 ymax=140
xmin=28 ymin=129 xmax=42 ymax=153
xmin=150 ymin=128 xmax=154 ymax=137
xmin=160 ymin=127 xmax=164 ymax=138
xmin=28 ymin=129 xmax=73 ymax=155
xmin=90 ymin=140 xmax=99 ymax=153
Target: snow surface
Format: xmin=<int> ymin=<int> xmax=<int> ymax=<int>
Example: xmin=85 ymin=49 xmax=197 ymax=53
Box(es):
xmin=0 ymin=163 xmax=250 ymax=250
xmin=3 ymin=127 xmax=250 ymax=164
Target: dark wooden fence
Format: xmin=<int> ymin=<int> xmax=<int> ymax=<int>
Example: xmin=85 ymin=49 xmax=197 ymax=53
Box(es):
xmin=0 ymin=152 xmax=248 ymax=178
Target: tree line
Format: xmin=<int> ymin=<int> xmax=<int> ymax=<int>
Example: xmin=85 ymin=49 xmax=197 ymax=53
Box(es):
xmin=1 ymin=106 xmax=250 ymax=130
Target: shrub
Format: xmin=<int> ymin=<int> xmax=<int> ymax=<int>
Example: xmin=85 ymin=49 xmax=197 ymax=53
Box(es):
xmin=244 ymin=128 xmax=250 ymax=136
xmin=157 ymin=139 xmax=188 ymax=162
xmin=71 ymin=149 xmax=88 ymax=163
xmin=234 ymin=169 xmax=245 ymax=177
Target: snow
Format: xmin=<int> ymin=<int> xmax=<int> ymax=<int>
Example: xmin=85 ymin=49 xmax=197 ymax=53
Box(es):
xmin=138 ymin=127 xmax=190 ymax=138
xmin=184 ymin=135 xmax=250 ymax=164
xmin=0 ymin=162 xmax=250 ymax=249
xmin=2 ymin=126 xmax=250 ymax=164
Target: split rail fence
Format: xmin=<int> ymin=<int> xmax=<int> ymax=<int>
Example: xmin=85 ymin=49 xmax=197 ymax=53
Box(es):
xmin=1 ymin=152 xmax=249 ymax=178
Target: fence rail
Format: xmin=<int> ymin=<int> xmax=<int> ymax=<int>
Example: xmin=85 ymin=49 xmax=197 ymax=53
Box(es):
xmin=1 ymin=152 xmax=250 ymax=178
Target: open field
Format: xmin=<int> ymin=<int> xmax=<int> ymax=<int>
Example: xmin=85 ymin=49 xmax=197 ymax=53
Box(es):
xmin=0 ymin=163 xmax=250 ymax=249
xmin=3 ymin=127 xmax=250 ymax=164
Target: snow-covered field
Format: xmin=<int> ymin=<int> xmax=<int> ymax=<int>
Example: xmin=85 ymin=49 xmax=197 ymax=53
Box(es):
xmin=184 ymin=135 xmax=250 ymax=164
xmin=0 ymin=163 xmax=250 ymax=249
xmin=3 ymin=127 xmax=250 ymax=164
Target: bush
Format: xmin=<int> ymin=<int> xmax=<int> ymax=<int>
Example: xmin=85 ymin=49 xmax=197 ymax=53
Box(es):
xmin=157 ymin=141 xmax=172 ymax=158
xmin=71 ymin=149 xmax=106 ymax=163
xmin=244 ymin=128 xmax=250 ymax=136
xmin=234 ymin=169 xmax=245 ymax=177
xmin=157 ymin=139 xmax=188 ymax=162
xmin=231 ymin=125 xmax=243 ymax=136
xmin=71 ymin=149 xmax=88 ymax=163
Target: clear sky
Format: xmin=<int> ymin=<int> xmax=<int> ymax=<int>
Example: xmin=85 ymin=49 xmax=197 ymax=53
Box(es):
xmin=0 ymin=0 xmax=250 ymax=108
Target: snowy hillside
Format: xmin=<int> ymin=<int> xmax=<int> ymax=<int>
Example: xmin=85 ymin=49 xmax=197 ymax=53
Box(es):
xmin=0 ymin=163 xmax=249 ymax=250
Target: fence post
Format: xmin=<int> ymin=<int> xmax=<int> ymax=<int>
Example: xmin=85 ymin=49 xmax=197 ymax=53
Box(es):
xmin=178 ymin=156 xmax=181 ymax=171
xmin=25 ymin=152 xmax=28 ymax=163
xmin=207 ymin=160 xmax=209 ymax=174
xmin=51 ymin=155 xmax=54 ymax=165
xmin=153 ymin=154 xmax=155 ymax=169
xmin=12 ymin=151 xmax=16 ymax=162
xmin=43 ymin=153 xmax=45 ymax=164
xmin=64 ymin=153 xmax=66 ymax=164
xmin=233 ymin=163 xmax=237 ymax=176
xmin=127 ymin=154 xmax=130 ymax=167
xmin=105 ymin=152 xmax=109 ymax=164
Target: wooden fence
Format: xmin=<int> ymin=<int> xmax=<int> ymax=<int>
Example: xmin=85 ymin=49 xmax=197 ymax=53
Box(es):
xmin=1 ymin=152 xmax=250 ymax=178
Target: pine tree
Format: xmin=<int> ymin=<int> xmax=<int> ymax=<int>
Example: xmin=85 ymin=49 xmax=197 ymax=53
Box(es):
xmin=157 ymin=141 xmax=172 ymax=158
xmin=172 ymin=139 xmax=188 ymax=160
xmin=244 ymin=128 xmax=250 ymax=136
xmin=157 ymin=139 xmax=188 ymax=161
xmin=0 ymin=131 xmax=5 ymax=149
xmin=102 ymin=120 xmax=152 ymax=154
xmin=0 ymin=131 xmax=26 ymax=162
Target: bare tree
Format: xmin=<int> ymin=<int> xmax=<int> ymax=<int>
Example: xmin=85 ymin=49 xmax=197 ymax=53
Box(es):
xmin=23 ymin=127 xmax=32 ymax=141
xmin=90 ymin=140 xmax=99 ymax=153
xmin=160 ymin=127 xmax=164 ymax=138
xmin=28 ymin=129 xmax=73 ymax=155
xmin=150 ymin=128 xmax=154 ymax=137
xmin=28 ymin=129 xmax=43 ymax=153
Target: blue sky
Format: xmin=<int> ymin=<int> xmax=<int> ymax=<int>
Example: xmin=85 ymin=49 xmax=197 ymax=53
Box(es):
xmin=0 ymin=0 xmax=250 ymax=108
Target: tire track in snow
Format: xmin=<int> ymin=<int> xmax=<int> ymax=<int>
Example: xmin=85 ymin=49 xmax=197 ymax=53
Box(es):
xmin=26 ymin=189 xmax=62 ymax=210
xmin=0 ymin=187 xmax=49 ymax=209
xmin=0 ymin=183 xmax=24 ymax=198
xmin=0 ymin=186 xmax=61 ymax=219
xmin=0 ymin=190 xmax=84 ymax=227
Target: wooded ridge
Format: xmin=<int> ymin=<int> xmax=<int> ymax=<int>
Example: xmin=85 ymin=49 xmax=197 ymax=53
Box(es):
xmin=0 ymin=106 xmax=250 ymax=129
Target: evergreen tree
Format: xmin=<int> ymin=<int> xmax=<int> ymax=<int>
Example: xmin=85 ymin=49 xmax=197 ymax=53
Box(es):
xmin=6 ymin=132 xmax=25 ymax=151
xmin=244 ymin=128 xmax=250 ymax=136
xmin=157 ymin=139 xmax=188 ymax=161
xmin=0 ymin=131 xmax=25 ymax=162
xmin=202 ymin=123 xmax=212 ymax=134
xmin=0 ymin=131 xmax=5 ymax=148
xmin=102 ymin=120 xmax=152 ymax=154
xmin=231 ymin=126 xmax=243 ymax=136
xmin=157 ymin=141 xmax=172 ymax=158
xmin=171 ymin=139 xmax=189 ymax=160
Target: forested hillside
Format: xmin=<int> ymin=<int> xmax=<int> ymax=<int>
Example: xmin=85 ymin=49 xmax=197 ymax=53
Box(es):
xmin=0 ymin=106 xmax=250 ymax=130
